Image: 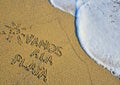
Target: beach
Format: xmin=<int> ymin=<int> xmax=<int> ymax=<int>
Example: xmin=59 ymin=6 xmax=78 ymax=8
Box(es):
xmin=0 ymin=0 xmax=120 ymax=85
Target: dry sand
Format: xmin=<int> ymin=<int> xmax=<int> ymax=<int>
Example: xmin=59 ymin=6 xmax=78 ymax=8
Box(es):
xmin=0 ymin=0 xmax=120 ymax=85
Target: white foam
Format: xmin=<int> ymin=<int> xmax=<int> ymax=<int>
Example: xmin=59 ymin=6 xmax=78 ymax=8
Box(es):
xmin=76 ymin=0 xmax=120 ymax=77
xmin=49 ymin=0 xmax=76 ymax=16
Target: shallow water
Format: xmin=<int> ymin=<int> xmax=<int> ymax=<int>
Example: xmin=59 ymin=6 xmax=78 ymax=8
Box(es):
xmin=49 ymin=0 xmax=120 ymax=78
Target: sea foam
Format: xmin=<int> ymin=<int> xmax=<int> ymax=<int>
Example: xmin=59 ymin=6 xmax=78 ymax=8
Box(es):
xmin=49 ymin=0 xmax=120 ymax=78
xmin=49 ymin=0 xmax=76 ymax=16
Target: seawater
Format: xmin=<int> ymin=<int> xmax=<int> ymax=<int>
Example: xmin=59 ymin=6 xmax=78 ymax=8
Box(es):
xmin=49 ymin=0 xmax=120 ymax=79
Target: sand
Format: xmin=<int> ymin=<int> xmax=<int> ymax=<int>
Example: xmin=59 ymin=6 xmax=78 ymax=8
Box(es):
xmin=0 ymin=0 xmax=120 ymax=85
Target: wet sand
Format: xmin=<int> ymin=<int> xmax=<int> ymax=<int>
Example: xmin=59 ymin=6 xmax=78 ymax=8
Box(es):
xmin=0 ymin=0 xmax=120 ymax=85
